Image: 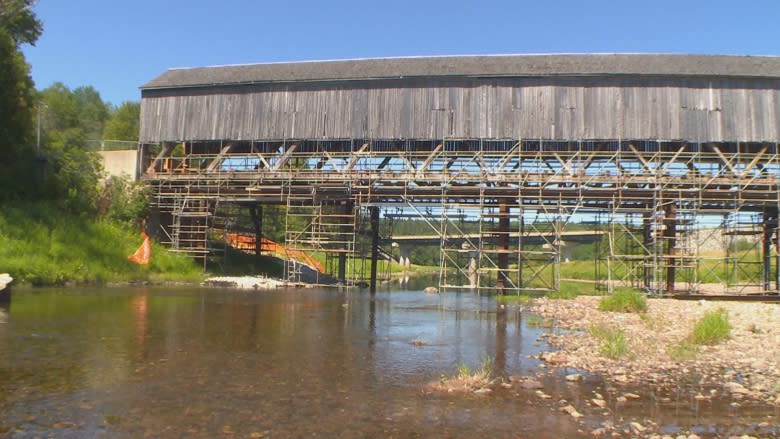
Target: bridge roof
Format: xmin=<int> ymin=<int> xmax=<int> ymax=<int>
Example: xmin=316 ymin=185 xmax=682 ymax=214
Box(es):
xmin=142 ymin=54 xmax=780 ymax=91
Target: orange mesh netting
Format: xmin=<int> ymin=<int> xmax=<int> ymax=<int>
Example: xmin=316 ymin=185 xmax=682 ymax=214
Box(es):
xmin=128 ymin=232 xmax=152 ymax=265
xmin=225 ymin=233 xmax=324 ymax=273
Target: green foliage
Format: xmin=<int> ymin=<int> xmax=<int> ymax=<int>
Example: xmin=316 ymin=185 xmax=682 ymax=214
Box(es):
xmin=691 ymin=308 xmax=731 ymax=345
xmin=667 ymin=339 xmax=699 ymax=362
xmin=598 ymin=288 xmax=648 ymax=313
xmin=0 ymin=0 xmax=42 ymax=46
xmin=590 ymin=324 xmax=630 ymax=360
xmin=103 ymin=101 xmax=140 ymax=141
xmin=0 ymin=203 xmax=203 ymax=286
xmin=98 ymin=176 xmax=150 ymax=225
xmin=0 ymin=29 xmax=37 ymax=201
xmin=35 ymin=82 xmax=110 ymax=214
xmin=546 ymin=282 xmax=581 ymax=299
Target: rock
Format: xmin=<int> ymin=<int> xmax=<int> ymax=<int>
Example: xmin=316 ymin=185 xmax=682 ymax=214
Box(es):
xmin=613 ymin=375 xmax=629 ymax=384
xmin=559 ymin=404 xmax=582 ymax=418
xmin=724 ymin=381 xmax=750 ymax=395
xmin=591 ymin=427 xmax=607 ymax=436
xmin=500 ymin=382 xmax=513 ymax=389
xmin=623 ymin=392 xmax=640 ymax=399
xmin=473 ymin=388 xmax=492 ymax=394
xmin=520 ymin=379 xmax=544 ymax=389
xmin=591 ymin=398 xmax=607 ymax=408
xmin=616 ymin=396 xmax=628 ymax=403
xmin=423 ymin=286 xmax=438 ymax=294
xmin=566 ymin=373 xmax=582 ymax=382
xmin=629 ymin=422 xmax=645 ymax=434
xmin=535 ymin=390 xmax=552 ymax=399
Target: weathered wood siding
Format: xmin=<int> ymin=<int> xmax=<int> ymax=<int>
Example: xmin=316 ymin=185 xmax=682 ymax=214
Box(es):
xmin=140 ymin=77 xmax=780 ymax=143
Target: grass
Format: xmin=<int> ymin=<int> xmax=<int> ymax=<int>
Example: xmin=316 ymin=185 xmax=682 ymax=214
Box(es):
xmin=690 ymin=308 xmax=731 ymax=345
xmin=546 ymin=282 xmax=582 ymax=299
xmin=0 ymin=203 xmax=203 ymax=286
xmin=666 ymin=308 xmax=731 ymax=362
xmin=667 ymin=340 xmax=700 ymax=362
xmin=598 ymin=288 xmax=648 ymax=313
xmin=525 ymin=314 xmax=554 ymax=329
xmin=496 ymin=293 xmax=533 ymax=304
xmin=436 ymin=357 xmax=495 ymax=392
xmin=589 ymin=324 xmax=630 ymax=360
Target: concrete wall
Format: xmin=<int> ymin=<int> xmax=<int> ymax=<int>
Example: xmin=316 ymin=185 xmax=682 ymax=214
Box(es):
xmin=99 ymin=150 xmax=138 ymax=180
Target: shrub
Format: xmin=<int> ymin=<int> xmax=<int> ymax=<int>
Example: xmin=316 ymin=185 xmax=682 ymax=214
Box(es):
xmin=598 ymin=288 xmax=648 ymax=313
xmin=691 ymin=308 xmax=731 ymax=345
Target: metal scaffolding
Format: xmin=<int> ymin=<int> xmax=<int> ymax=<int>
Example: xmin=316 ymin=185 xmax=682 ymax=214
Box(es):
xmin=142 ymin=138 xmax=780 ymax=295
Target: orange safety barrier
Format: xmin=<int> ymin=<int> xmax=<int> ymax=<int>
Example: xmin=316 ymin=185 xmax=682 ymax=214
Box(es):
xmin=225 ymin=233 xmax=324 ymax=273
xmin=128 ymin=231 xmax=152 ymax=265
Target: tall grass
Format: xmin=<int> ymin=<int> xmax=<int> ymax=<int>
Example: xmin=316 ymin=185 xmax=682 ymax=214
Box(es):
xmin=598 ymin=288 xmax=648 ymax=313
xmin=590 ymin=324 xmax=630 ymax=360
xmin=691 ymin=308 xmax=731 ymax=345
xmin=0 ymin=203 xmax=202 ymax=286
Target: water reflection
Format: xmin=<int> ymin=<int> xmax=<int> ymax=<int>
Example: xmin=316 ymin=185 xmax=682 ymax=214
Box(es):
xmin=0 ymin=287 xmax=776 ymax=438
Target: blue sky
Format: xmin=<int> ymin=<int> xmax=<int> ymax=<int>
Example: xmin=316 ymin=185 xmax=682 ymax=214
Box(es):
xmin=22 ymin=0 xmax=780 ymax=106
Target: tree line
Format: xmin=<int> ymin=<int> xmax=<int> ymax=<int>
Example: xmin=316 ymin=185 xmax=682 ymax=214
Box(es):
xmin=0 ymin=0 xmax=141 ymax=218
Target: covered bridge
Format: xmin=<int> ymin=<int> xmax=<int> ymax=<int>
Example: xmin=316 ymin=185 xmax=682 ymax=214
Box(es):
xmin=139 ymin=54 xmax=780 ymax=295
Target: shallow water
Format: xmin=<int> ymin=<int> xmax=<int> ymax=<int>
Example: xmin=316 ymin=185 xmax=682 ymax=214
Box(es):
xmin=0 ymin=287 xmax=777 ymax=438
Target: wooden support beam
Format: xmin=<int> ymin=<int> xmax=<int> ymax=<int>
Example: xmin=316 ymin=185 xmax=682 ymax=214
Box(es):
xmin=206 ymin=143 xmax=234 ymax=173
xmin=271 ymin=143 xmax=299 ymax=171
xmin=146 ymin=142 xmax=176 ymax=174
xmin=711 ymin=145 xmax=738 ymax=177
xmin=344 ymin=143 xmax=370 ymax=172
xmin=419 ymin=143 xmax=443 ymax=172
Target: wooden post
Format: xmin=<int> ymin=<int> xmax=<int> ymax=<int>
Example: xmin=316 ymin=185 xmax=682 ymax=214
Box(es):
xmin=369 ymin=206 xmax=380 ymax=294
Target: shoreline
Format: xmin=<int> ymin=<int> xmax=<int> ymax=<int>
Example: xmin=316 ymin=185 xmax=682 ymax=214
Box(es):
xmin=526 ymin=295 xmax=780 ymax=406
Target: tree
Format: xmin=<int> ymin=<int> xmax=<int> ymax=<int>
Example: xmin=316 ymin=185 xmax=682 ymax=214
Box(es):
xmin=0 ymin=0 xmax=40 ymax=200
xmin=0 ymin=0 xmax=42 ymax=46
xmin=0 ymin=29 xmax=36 ymax=200
xmin=103 ymin=101 xmax=140 ymax=141
xmin=37 ymin=82 xmax=105 ymax=214
xmin=73 ymin=86 xmax=109 ymax=141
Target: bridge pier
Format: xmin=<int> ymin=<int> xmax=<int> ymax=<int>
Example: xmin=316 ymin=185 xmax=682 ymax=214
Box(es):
xmin=497 ymin=202 xmax=510 ymax=294
xmin=664 ymin=203 xmax=677 ymax=294
xmin=338 ymin=200 xmax=354 ymax=284
xmin=369 ymin=206 xmax=380 ymax=294
xmin=762 ymin=208 xmax=777 ymax=292
xmin=643 ymin=211 xmax=652 ymax=291
xmin=249 ymin=204 xmax=263 ymax=256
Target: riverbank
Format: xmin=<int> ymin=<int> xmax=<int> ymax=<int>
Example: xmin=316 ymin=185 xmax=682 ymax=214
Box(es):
xmin=527 ymin=296 xmax=780 ymax=406
xmin=0 ymin=204 xmax=203 ymax=286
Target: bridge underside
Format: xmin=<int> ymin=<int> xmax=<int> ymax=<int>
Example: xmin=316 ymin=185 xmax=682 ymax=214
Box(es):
xmin=142 ymin=138 xmax=780 ymax=295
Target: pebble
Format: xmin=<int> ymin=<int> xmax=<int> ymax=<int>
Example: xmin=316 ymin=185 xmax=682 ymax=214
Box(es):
xmin=560 ymin=404 xmax=582 ymax=418
xmin=566 ymin=373 xmax=582 ymax=382
xmin=591 ymin=398 xmax=607 ymax=408
xmin=629 ymin=422 xmax=645 ymax=434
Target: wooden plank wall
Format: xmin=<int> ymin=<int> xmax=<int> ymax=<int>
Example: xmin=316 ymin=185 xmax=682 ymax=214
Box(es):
xmin=140 ymin=77 xmax=780 ymax=143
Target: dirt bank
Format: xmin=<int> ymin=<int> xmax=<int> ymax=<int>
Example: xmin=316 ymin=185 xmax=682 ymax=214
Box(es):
xmin=528 ymin=296 xmax=780 ymax=406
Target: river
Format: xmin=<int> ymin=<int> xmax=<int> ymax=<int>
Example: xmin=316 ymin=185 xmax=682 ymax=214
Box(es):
xmin=0 ymin=286 xmax=776 ymax=437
